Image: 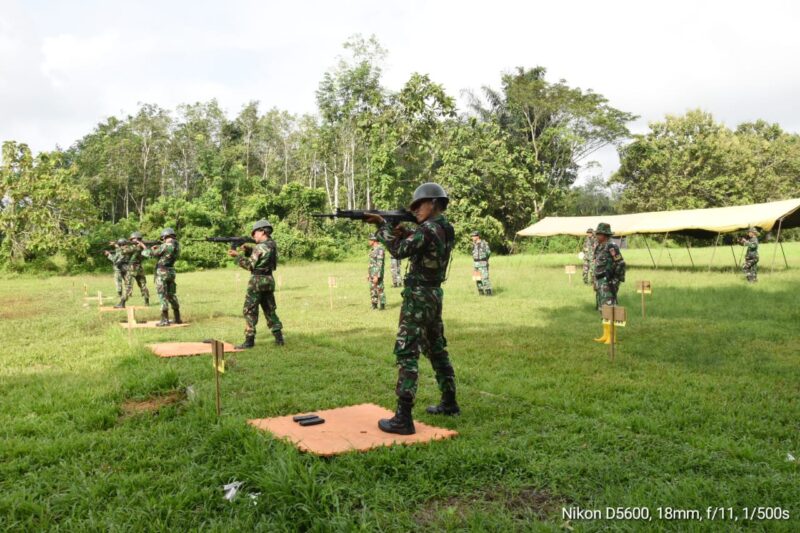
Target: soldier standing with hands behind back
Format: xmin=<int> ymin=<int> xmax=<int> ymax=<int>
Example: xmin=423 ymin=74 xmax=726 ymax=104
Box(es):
xmin=471 ymin=231 xmax=492 ymax=296
xmin=581 ymin=228 xmax=596 ymax=285
xmin=228 ymin=219 xmax=284 ymax=348
xmin=363 ymin=182 xmax=459 ymax=436
xmin=105 ymin=238 xmax=130 ymax=308
xmin=592 ymin=222 xmax=626 ymax=343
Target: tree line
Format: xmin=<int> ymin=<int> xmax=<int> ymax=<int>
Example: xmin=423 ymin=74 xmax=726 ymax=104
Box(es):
xmin=1 ymin=35 xmax=798 ymax=272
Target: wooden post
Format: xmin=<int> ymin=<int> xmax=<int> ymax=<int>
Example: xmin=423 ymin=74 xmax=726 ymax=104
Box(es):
xmin=685 ymin=241 xmax=695 ymax=268
xmin=97 ymin=290 xmax=103 ymax=306
xmin=643 ymin=235 xmax=657 ymax=269
xmin=212 ymin=340 xmax=224 ymax=417
xmin=609 ymin=306 xmax=616 ymax=361
xmin=564 ymin=265 xmax=576 ymax=286
xmin=636 ymin=281 xmax=651 ymax=318
xmin=770 ymin=217 xmax=784 ymax=273
xmin=83 ymin=283 xmax=88 ymax=296
xmin=708 ymin=233 xmax=721 ymax=272
xmin=328 ymin=276 xmax=336 ymax=309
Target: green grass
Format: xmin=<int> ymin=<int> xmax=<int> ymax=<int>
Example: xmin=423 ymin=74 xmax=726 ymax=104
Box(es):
xmin=1 ymin=244 xmax=799 ymax=531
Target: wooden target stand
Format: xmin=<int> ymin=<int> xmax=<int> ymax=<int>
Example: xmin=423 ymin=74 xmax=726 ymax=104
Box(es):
xmin=83 ymin=290 xmax=114 ymax=306
xmin=601 ymin=305 xmax=627 ymax=361
xmin=328 ymin=276 xmax=337 ymax=309
xmin=564 ymin=265 xmax=577 ymax=285
xmin=636 ymin=280 xmax=652 ymax=318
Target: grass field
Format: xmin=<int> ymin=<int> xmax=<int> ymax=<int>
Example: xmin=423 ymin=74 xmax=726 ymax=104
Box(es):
xmin=1 ymin=244 xmax=799 ymax=531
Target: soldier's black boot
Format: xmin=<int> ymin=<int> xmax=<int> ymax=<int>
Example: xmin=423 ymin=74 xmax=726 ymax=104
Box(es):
xmin=156 ymin=311 xmax=170 ymax=327
xmin=113 ymin=298 xmax=126 ymax=309
xmin=378 ymin=399 xmax=416 ymax=435
xmin=371 ymin=304 xmax=378 ymax=310
xmin=235 ymin=335 xmax=255 ymax=349
xmin=426 ymin=390 xmax=460 ymax=416
xmin=273 ymin=330 xmax=285 ymax=346
xmin=172 ymin=307 xmax=182 ymax=324
xmin=485 ymin=289 xmax=493 ymax=296
xmin=144 ymin=296 xmax=150 ymax=306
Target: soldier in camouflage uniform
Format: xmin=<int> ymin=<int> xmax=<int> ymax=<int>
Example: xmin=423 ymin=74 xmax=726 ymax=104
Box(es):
xmin=592 ymin=223 xmax=626 ymax=343
xmin=471 ymin=231 xmax=492 ymax=295
xmin=104 ymin=239 xmax=130 ymax=308
xmin=739 ymin=227 xmax=760 ymax=283
xmin=390 ymin=257 xmax=403 ymax=288
xmin=581 ymin=228 xmax=596 ymax=285
xmin=122 ymin=231 xmax=150 ymax=306
xmin=139 ymin=228 xmax=181 ymax=326
xmin=364 ymin=182 xmax=459 ymax=435
xmin=368 ymin=234 xmax=386 ymax=310
xmin=228 ymin=219 xmax=284 ymax=348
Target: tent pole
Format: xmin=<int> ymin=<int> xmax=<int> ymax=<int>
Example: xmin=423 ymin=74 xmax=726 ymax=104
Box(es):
xmin=729 ymin=245 xmax=738 ymax=272
xmin=770 ymin=217 xmax=784 ymax=273
xmin=662 ymin=232 xmax=675 ymax=267
xmin=685 ymin=241 xmax=695 ymax=268
xmin=708 ymin=233 xmax=721 ymax=272
xmin=780 ymin=240 xmax=789 ymax=268
xmin=643 ymin=235 xmax=657 ymax=269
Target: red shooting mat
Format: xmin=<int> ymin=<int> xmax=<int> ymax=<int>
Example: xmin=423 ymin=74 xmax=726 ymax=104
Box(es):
xmin=147 ymin=341 xmax=242 ymax=358
xmin=248 ymin=403 xmax=459 ymax=456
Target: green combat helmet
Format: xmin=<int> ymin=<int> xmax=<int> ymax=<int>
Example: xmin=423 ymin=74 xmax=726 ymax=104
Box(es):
xmin=251 ymin=219 xmax=273 ymax=235
xmin=470 ymin=231 xmax=480 ymax=237
xmin=368 ymin=233 xmax=378 ymax=241
xmin=595 ymin=222 xmax=613 ymax=235
xmin=410 ymin=182 xmax=449 ymax=210
xmin=116 ymin=238 xmax=126 ymax=246
xmin=160 ymin=227 xmax=176 ymax=240
xmin=586 ymin=228 xmax=594 ymax=234
xmin=130 ymin=231 xmax=143 ymax=240
xmin=747 ymin=226 xmax=760 ymax=235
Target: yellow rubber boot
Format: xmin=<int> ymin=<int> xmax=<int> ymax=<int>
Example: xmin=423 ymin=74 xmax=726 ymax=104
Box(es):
xmin=593 ymin=323 xmax=610 ymax=343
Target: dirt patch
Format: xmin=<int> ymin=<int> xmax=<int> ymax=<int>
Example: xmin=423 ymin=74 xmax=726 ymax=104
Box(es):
xmin=119 ymin=389 xmax=186 ymax=420
xmin=415 ymin=486 xmax=567 ymax=527
xmin=0 ymin=297 xmax=41 ymax=320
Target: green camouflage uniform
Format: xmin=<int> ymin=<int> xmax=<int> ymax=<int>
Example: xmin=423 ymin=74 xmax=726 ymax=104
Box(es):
xmin=369 ymin=243 xmax=386 ymax=309
xmin=472 ymin=239 xmax=492 ymax=294
xmin=107 ymin=248 xmax=128 ymax=297
xmin=593 ymin=241 xmax=626 ymax=310
xmin=121 ymin=244 xmax=150 ymax=301
xmin=390 ymin=257 xmax=402 ymax=287
xmin=377 ymin=214 xmax=456 ymax=403
xmin=143 ymin=240 xmax=180 ymax=313
xmin=237 ymin=239 xmax=282 ymax=337
xmin=582 ymin=235 xmax=596 ymax=284
xmin=741 ymin=236 xmax=759 ymax=282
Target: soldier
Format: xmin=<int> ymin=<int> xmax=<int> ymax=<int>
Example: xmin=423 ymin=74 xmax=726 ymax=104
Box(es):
xmin=390 ymin=257 xmax=403 ymax=288
xmin=364 ymin=182 xmax=459 ymax=435
xmin=228 ymin=219 xmax=284 ymax=348
xmin=739 ymin=227 xmax=760 ymax=283
xmin=593 ymin=223 xmax=626 ymax=343
xmin=104 ymin=239 xmax=129 ymax=308
xmin=581 ymin=228 xmax=596 ymax=285
xmin=122 ymin=231 xmax=150 ymax=306
xmin=471 ymin=231 xmax=492 ymax=296
xmin=139 ymin=228 xmax=181 ymax=326
xmin=368 ymin=234 xmax=386 ymax=310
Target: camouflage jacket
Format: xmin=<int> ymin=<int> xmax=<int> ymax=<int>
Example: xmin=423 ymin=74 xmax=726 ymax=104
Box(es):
xmin=107 ymin=248 xmax=128 ymax=270
xmin=472 ymin=240 xmax=490 ymax=262
xmin=594 ymin=241 xmax=625 ymax=283
xmin=742 ymin=236 xmax=759 ymax=258
xmin=143 ymin=240 xmax=180 ymax=270
xmin=582 ymin=236 xmax=596 ymax=259
xmin=378 ymin=214 xmax=454 ymax=286
xmin=237 ymin=239 xmax=277 ymax=275
xmin=121 ymin=244 xmax=146 ymax=268
xmin=368 ymin=244 xmax=385 ymax=278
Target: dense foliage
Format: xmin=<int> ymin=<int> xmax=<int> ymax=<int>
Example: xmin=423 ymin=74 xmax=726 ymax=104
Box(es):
xmin=2 ymin=36 xmax=799 ymax=272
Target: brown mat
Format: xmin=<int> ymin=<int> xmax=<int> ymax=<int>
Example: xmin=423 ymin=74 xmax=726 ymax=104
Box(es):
xmin=99 ymin=306 xmax=148 ymax=312
xmin=147 ymin=341 xmax=242 ymax=358
xmin=120 ymin=321 xmax=191 ymax=329
xmin=248 ymin=403 xmax=459 ymax=456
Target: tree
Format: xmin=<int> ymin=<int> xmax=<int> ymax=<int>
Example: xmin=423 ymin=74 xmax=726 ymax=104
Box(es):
xmin=471 ymin=66 xmax=636 ymax=218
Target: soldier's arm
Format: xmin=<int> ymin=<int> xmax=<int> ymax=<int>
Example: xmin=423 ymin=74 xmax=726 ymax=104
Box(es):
xmin=236 ymin=245 xmax=262 ymax=270
xmin=484 ymin=242 xmax=491 ymax=258
xmin=142 ymin=244 xmax=164 ymax=259
xmin=377 ymin=223 xmax=430 ymax=259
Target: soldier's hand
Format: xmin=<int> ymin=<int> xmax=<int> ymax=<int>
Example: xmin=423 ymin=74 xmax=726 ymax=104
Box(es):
xmin=363 ymin=213 xmax=385 ymax=225
xmin=104 ymin=250 xmax=110 ymax=256
xmin=227 ymin=249 xmax=239 ymax=258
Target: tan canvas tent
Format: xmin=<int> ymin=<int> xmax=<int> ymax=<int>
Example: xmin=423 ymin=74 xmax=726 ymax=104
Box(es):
xmin=517 ymin=198 xmax=800 ymax=239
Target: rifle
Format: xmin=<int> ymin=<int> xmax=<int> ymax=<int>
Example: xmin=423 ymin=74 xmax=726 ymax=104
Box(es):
xmin=195 ymin=236 xmax=256 ymax=250
xmin=120 ymin=239 xmax=160 ymax=247
xmin=312 ymin=209 xmax=417 ymax=224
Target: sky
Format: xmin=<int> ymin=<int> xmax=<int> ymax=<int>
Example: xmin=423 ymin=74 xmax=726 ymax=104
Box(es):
xmin=2 ymin=0 xmax=799 ymax=179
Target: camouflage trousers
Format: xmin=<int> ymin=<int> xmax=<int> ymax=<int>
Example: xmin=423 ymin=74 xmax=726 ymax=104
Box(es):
xmin=113 ymin=267 xmax=128 ymax=297
xmin=125 ymin=264 xmax=150 ymax=301
xmin=370 ymin=277 xmax=386 ymax=308
xmin=595 ymin=277 xmax=619 ymax=311
xmin=243 ymin=274 xmax=282 ymax=336
xmin=393 ymin=286 xmax=456 ymax=403
xmin=582 ymin=260 xmax=593 ymax=284
xmin=473 ymin=261 xmax=492 ymax=294
xmin=154 ymin=267 xmax=180 ymax=312
xmin=390 ymin=258 xmax=402 ymax=287
xmin=742 ymin=256 xmax=759 ymax=283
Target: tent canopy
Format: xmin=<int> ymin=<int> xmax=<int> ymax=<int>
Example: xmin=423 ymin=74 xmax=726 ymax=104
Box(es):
xmin=517 ymin=198 xmax=800 ymax=239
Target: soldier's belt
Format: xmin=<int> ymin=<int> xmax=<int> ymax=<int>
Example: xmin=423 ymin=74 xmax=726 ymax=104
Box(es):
xmin=404 ymin=279 xmax=441 ymax=288
xmin=251 ymin=269 xmax=273 ymax=276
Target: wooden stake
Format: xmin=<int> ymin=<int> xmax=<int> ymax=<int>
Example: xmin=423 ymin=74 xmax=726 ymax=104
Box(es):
xmin=609 ymin=306 xmax=616 ymax=361
xmin=212 ymin=340 xmax=223 ymax=417
xmin=641 ymin=290 xmax=646 ymax=319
